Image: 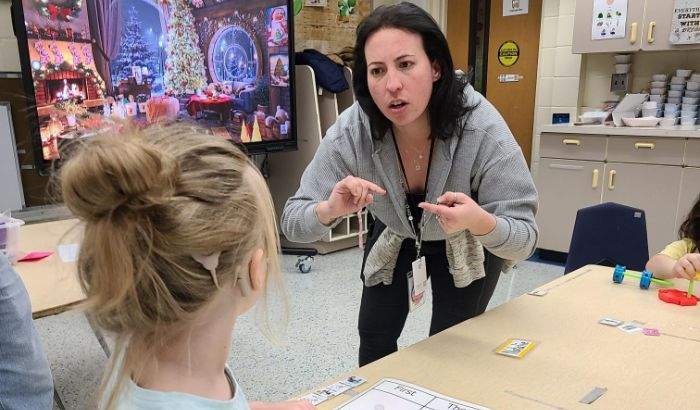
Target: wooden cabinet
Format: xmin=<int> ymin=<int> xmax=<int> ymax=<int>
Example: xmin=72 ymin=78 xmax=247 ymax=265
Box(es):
xmin=328 ymin=211 xmax=369 ymax=242
xmin=573 ymin=0 xmax=645 ymax=53
xmin=684 ymin=138 xmax=700 ymax=167
xmin=539 ymin=133 xmax=607 ymax=161
xmin=536 ymin=131 xmax=694 ymax=256
xmin=536 ymin=134 xmax=606 ymax=252
xmin=601 ymin=162 xmax=682 ymax=254
xmin=677 ymin=139 xmax=700 ymax=232
xmin=573 ymin=0 xmax=700 ymax=53
xmin=677 ymin=167 xmax=700 ymax=237
xmin=267 ymin=64 xmax=365 ymax=251
xmin=536 ymin=157 xmax=604 ymax=251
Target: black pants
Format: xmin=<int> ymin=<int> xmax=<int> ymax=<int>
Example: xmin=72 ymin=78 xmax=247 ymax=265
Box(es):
xmin=358 ymin=219 xmax=503 ymax=366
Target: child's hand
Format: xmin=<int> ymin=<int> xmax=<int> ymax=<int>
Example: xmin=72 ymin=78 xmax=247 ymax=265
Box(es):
xmin=672 ymin=253 xmax=700 ymax=280
xmin=249 ymin=400 xmax=316 ymax=410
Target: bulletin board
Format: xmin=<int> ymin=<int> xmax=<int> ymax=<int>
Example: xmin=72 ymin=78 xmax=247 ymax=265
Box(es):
xmin=294 ymin=1 xmax=371 ymax=54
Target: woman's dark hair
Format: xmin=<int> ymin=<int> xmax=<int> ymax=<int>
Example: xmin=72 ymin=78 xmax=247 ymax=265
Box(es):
xmin=353 ymin=2 xmax=473 ymax=140
xmin=679 ymin=194 xmax=700 ymax=252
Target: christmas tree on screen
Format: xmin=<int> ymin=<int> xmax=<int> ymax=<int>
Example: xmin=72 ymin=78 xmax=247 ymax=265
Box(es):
xmin=112 ymin=6 xmax=158 ymax=83
xmin=164 ymin=0 xmax=206 ymax=94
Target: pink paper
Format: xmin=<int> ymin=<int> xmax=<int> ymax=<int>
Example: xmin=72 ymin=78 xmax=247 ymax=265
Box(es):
xmin=17 ymin=251 xmax=53 ymax=262
xmin=642 ymin=328 xmax=660 ymax=336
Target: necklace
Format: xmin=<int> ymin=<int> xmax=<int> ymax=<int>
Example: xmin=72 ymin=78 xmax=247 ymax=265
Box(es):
xmin=410 ymin=149 xmax=424 ymax=171
xmin=401 ymin=145 xmax=427 ymax=171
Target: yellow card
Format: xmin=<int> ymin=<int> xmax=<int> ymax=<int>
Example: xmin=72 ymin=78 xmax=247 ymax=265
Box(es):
xmin=495 ymin=338 xmax=537 ymax=358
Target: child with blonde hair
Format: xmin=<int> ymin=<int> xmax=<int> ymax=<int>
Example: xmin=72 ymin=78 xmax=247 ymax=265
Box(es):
xmin=60 ymin=126 xmax=314 ymax=410
xmin=646 ymin=194 xmax=700 ymax=281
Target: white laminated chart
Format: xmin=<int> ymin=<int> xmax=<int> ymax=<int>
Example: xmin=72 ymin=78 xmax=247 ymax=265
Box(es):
xmin=334 ymin=378 xmax=491 ymax=410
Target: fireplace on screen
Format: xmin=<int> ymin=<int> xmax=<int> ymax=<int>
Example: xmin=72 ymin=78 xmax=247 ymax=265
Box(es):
xmin=46 ymin=78 xmax=87 ymax=103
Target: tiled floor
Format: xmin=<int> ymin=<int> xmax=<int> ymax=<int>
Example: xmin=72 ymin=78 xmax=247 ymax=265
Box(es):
xmin=40 ymin=248 xmax=564 ymax=409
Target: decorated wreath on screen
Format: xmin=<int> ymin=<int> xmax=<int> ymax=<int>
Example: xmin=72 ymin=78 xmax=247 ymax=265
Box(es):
xmin=38 ymin=0 xmax=83 ymax=22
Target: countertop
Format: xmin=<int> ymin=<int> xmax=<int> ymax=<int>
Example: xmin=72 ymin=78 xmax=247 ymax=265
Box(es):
xmin=541 ymin=123 xmax=700 ymax=138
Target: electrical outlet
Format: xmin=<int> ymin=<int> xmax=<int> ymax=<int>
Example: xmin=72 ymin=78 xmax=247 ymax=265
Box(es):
xmin=611 ymin=73 xmax=630 ymax=92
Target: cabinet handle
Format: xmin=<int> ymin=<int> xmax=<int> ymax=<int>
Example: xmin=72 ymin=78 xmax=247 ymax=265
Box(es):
xmin=648 ymin=21 xmax=656 ymax=44
xmin=549 ymin=164 xmax=583 ymax=170
xmin=562 ymin=139 xmax=581 ymax=146
xmin=634 ymin=142 xmax=655 ymax=149
xmin=608 ymin=170 xmax=616 ymax=190
xmin=630 ymin=22 xmax=638 ymax=44
xmin=592 ymin=169 xmax=599 ymax=189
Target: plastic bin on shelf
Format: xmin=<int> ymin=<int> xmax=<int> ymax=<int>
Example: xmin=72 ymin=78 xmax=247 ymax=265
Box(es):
xmin=0 ymin=217 xmax=25 ymax=264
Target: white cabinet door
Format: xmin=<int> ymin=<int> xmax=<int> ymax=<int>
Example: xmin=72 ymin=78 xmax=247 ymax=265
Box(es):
xmin=602 ymin=162 xmax=682 ymax=256
xmin=676 ymin=167 xmax=700 ymax=235
xmin=574 ymin=0 xmax=700 ymax=53
xmin=535 ymin=158 xmax=604 ymax=252
xmin=642 ymin=0 xmax=700 ymax=51
xmin=573 ymin=0 xmax=645 ymax=53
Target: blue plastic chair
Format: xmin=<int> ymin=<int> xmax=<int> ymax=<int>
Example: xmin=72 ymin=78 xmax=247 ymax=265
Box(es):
xmin=564 ymin=202 xmax=649 ymax=274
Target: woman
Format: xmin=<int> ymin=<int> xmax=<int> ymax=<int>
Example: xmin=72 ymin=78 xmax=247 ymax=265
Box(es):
xmin=281 ymin=2 xmax=538 ymax=366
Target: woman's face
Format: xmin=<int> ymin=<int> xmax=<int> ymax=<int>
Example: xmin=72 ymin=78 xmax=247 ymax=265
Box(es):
xmin=365 ymin=28 xmax=440 ymax=131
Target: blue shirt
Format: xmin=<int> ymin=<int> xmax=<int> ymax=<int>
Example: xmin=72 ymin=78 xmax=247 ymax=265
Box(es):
xmin=110 ymin=366 xmax=249 ymax=410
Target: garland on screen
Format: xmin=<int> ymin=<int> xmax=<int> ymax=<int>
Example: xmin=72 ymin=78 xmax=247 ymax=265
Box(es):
xmin=162 ymin=0 xmax=207 ymax=94
xmin=37 ymin=0 xmax=83 ymax=22
xmin=32 ymin=62 xmax=106 ymax=98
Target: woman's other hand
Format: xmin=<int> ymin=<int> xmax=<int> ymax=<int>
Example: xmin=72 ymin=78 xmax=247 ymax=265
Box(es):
xmin=315 ymin=176 xmax=386 ymax=225
xmin=419 ymin=191 xmax=496 ymax=235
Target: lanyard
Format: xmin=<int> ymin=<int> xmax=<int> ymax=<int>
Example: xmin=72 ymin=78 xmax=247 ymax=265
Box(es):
xmin=390 ymin=128 xmax=435 ymax=258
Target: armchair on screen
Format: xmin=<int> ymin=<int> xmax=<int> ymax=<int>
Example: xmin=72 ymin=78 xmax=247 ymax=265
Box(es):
xmin=232 ymin=86 xmax=255 ymax=113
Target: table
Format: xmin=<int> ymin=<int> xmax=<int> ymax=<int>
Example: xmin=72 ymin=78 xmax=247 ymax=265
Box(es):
xmin=186 ymin=95 xmax=233 ymax=121
xmin=306 ymin=265 xmax=700 ymax=409
xmin=15 ymin=219 xmax=84 ymax=318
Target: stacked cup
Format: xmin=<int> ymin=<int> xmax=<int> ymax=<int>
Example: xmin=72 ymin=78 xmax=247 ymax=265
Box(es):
xmin=649 ymin=73 xmax=668 ymax=111
xmin=641 ymin=101 xmax=658 ymax=118
xmin=614 ymin=54 xmax=631 ymax=75
xmin=681 ymin=71 xmax=700 ymax=127
xmin=661 ymin=101 xmax=680 ymax=127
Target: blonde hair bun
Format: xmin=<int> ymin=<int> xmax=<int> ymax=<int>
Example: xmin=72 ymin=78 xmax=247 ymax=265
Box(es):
xmin=60 ymin=133 xmax=178 ymax=221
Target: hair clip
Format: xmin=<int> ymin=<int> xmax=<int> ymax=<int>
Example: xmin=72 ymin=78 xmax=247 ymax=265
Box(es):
xmin=192 ymin=251 xmax=222 ymax=288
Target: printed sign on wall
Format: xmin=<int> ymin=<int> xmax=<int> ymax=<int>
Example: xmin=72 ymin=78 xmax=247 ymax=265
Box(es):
xmin=503 ymin=0 xmax=528 ymax=16
xmin=670 ymin=0 xmax=700 ymax=44
xmin=498 ymin=41 xmax=520 ymax=67
xmin=591 ymin=0 xmax=628 ymax=40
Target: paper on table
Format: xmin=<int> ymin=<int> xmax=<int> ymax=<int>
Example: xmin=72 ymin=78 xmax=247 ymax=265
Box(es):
xmin=57 ymin=244 xmax=80 ymax=263
xmin=334 ymin=378 xmax=490 ymax=410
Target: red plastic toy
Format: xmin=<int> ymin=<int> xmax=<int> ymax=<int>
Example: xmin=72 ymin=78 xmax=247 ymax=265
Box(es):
xmin=658 ymin=289 xmax=699 ymax=306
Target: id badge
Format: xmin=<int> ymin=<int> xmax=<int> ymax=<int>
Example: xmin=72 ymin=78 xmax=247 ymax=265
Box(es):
xmin=412 ymin=256 xmax=427 ymax=295
xmin=406 ymin=270 xmax=426 ymax=312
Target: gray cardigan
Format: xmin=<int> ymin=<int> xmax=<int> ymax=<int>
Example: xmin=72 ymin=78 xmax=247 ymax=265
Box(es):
xmin=281 ymin=85 xmax=538 ymax=266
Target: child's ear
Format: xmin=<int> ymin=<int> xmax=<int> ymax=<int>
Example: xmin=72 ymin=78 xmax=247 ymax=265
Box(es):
xmin=247 ymin=248 xmax=266 ymax=292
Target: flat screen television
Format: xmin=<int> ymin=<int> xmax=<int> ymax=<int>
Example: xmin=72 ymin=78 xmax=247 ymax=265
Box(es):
xmin=12 ymin=0 xmax=296 ymax=174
